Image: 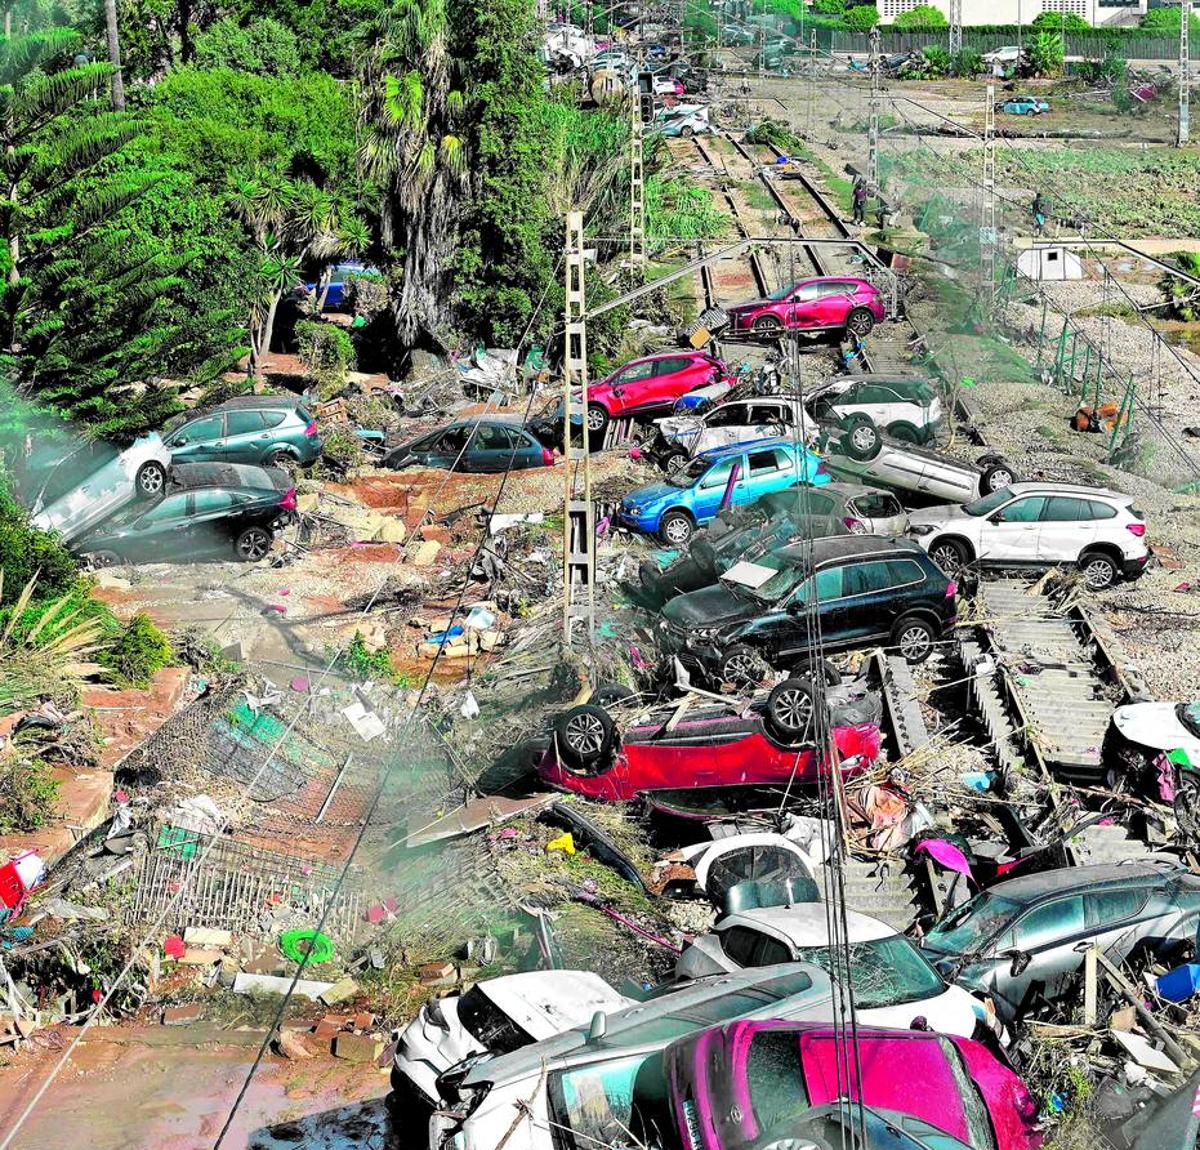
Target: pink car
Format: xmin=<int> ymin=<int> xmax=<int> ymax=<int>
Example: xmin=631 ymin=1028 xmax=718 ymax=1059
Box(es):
xmin=667 ymin=1019 xmax=1042 ymax=1150
xmin=727 ymin=276 xmax=886 ymax=339
xmin=583 ymin=351 xmax=729 ymax=437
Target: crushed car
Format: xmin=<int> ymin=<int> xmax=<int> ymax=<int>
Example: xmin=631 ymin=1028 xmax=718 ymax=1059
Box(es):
xmin=1106 ymin=700 xmax=1200 ymax=838
xmin=808 ymin=373 xmax=944 ymax=445
xmin=649 ymin=397 xmax=816 ymax=473
xmin=385 ymin=419 xmax=554 ymax=472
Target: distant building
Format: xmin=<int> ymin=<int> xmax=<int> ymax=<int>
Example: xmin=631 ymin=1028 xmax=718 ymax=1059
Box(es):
xmin=877 ymin=0 xmax=1147 ymax=28
xmin=1018 ymin=245 xmax=1086 ymax=282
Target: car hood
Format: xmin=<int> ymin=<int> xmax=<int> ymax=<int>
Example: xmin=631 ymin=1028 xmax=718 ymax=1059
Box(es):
xmin=662 ymin=584 xmax=754 ymax=628
xmin=727 ymin=298 xmax=772 ymax=313
xmin=655 ymin=414 xmax=704 ymax=441
xmin=623 ymin=480 xmax=681 ymax=509
xmin=907 ymin=503 xmax=972 ymax=528
xmin=1113 ymin=702 xmax=1200 ymax=756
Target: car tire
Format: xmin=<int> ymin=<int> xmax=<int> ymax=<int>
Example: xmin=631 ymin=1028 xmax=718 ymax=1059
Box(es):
xmin=89 ymin=550 xmax=123 ymax=569
xmin=235 ymin=526 xmax=272 ymax=562
xmin=1079 ymin=549 xmax=1118 ymax=591
xmin=846 ymin=307 xmax=876 ymax=337
xmin=268 ymin=449 xmax=294 ymax=468
xmin=134 ymin=461 xmax=167 ymax=501
xmin=680 ymin=125 xmax=694 ymax=138
xmin=765 ymin=677 xmax=818 ymax=747
xmin=888 ymin=421 xmax=921 ymax=444
xmin=663 ymin=448 xmax=689 ymax=475
xmin=719 ymin=643 xmax=770 ymax=688
xmin=586 ymin=404 xmax=610 ymax=438
xmin=841 ymin=416 xmax=882 ymax=462
xmin=980 ymin=462 xmax=1017 ymax=493
xmin=891 ymin=614 xmax=937 ymax=664
xmin=753 ymin=316 xmax=783 ymax=336
xmin=554 ymin=704 xmax=616 ymax=771
xmin=660 ymin=510 xmax=694 ymax=547
xmin=929 ymin=537 xmax=971 ymax=576
xmin=593 ymin=682 xmax=635 ymax=707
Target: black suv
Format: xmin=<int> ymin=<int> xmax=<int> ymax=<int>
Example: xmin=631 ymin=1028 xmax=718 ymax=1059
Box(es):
xmin=660 ymin=535 xmax=956 ymax=685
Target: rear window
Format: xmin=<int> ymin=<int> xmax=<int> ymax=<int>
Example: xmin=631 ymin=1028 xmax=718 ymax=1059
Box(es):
xmin=1088 ymin=500 xmax=1118 ymax=520
xmin=745 ymin=1031 xmax=810 ymax=1132
xmin=457 ymin=986 xmax=534 ymax=1054
xmin=226 ymin=411 xmax=265 ymax=435
xmin=261 ymin=411 xmax=287 ymax=429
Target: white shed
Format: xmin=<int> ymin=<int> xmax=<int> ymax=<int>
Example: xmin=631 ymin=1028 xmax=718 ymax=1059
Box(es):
xmin=1018 ymin=246 xmax=1085 ymax=282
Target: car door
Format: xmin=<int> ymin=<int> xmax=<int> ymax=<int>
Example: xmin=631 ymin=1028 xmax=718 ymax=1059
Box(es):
xmin=990 ymin=895 xmax=1087 ymax=1018
xmin=1038 ymin=496 xmax=1098 ymax=564
xmin=186 ymin=488 xmax=246 ymax=556
xmin=777 ymin=566 xmax=844 ymax=659
xmin=126 ymin=493 xmax=195 ymax=561
xmin=746 ymin=448 xmax=799 ymax=501
xmin=695 ymin=403 xmax=747 ymax=453
xmin=166 ymin=415 xmax=225 ymax=462
xmin=609 ymin=359 xmax=659 ymax=414
xmin=647 ymin=356 xmax=698 ymax=408
xmin=1081 ymin=886 xmax=1154 ymax=965
xmin=467 ymin=423 xmax=518 ymax=473
xmin=788 ymin=283 xmax=825 ymax=328
xmin=847 ymin=492 xmax=908 ymax=535
xmin=977 ymin=495 xmax=1047 ymax=565
xmin=747 ymin=402 xmax=789 ymax=444
xmin=222 ymin=410 xmax=269 ymax=463
xmin=812 ymin=282 xmax=855 ymax=328
xmin=833 ymin=559 xmax=905 ymax=645
xmin=689 ymin=456 xmax=739 ymax=523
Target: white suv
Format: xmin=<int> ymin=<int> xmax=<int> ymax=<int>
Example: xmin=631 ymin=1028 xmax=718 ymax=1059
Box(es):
xmin=809 ymin=375 xmax=943 ymax=444
xmin=906 ymin=482 xmax=1149 ymax=590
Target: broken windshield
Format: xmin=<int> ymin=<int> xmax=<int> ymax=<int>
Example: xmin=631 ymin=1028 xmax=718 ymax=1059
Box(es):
xmin=792 ymin=936 xmax=945 ymax=1008
xmin=727 ymin=551 xmax=808 ymax=602
xmin=669 ymin=457 xmax=713 ymax=487
xmin=922 ymin=893 xmax=1022 ymax=957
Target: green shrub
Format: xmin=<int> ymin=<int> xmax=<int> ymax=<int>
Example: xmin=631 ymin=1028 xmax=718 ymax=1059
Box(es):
xmin=844 ymin=4 xmax=880 ymax=30
xmin=1027 ymin=30 xmax=1065 ymax=77
xmin=311 ymin=424 xmax=366 ymax=478
xmin=192 ymin=16 xmax=302 ymax=76
xmin=0 ymin=475 xmax=78 ymax=607
xmin=344 ymin=274 xmax=389 ymax=321
xmin=295 ymin=320 xmax=355 ymax=397
xmin=341 ymin=630 xmax=405 ymax=685
xmin=892 ymin=4 xmax=947 ymax=29
xmin=813 ymin=0 xmax=845 ymax=12
xmin=1032 ymin=11 xmax=1088 ymax=32
xmin=0 ymin=756 xmax=59 ymax=833
xmin=103 ymin=612 xmax=173 ymax=687
xmin=952 ymin=48 xmax=983 ymax=77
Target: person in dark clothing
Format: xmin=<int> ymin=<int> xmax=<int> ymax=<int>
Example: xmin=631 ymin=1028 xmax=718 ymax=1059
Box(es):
xmin=852 ymin=177 xmax=868 ymax=225
xmin=1032 ymin=192 xmax=1047 ymax=236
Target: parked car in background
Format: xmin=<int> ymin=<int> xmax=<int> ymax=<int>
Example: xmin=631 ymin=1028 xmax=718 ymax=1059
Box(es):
xmin=726 ymin=277 xmax=886 ymax=339
xmin=28 ymin=434 xmax=171 ymax=545
xmin=984 ymin=45 xmax=1022 ymax=67
xmin=660 ymin=535 xmax=957 ymax=684
xmin=537 ymin=680 xmax=882 ymax=799
xmin=302 ymin=261 xmax=381 ymax=309
xmin=676 ymin=904 xmax=981 ymax=1037
xmin=809 ymin=374 xmax=943 ymax=444
xmin=385 ymin=418 xmax=554 ymax=472
xmin=922 ymin=862 xmax=1200 ymax=1024
xmin=429 ymin=964 xmax=836 ymax=1150
xmin=906 ymin=483 xmax=1149 ymax=590
xmin=164 ymin=397 xmax=323 ymax=468
xmin=392 ymin=971 xmax=630 ymax=1108
xmin=75 ymin=463 xmax=295 ymax=566
xmin=618 ymin=440 xmax=829 ymax=546
xmin=1001 ymin=96 xmax=1050 ymax=116
xmin=651 ymin=74 xmax=685 ymax=96
xmin=664 ymin=1020 xmax=1043 ymax=1150
xmin=650 ymin=398 xmax=815 ymax=472
xmin=823 ymin=432 xmax=1019 ymax=504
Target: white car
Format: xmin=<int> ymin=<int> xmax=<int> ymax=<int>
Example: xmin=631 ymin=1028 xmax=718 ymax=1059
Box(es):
xmin=984 ymin=45 xmax=1022 ymax=66
xmin=651 ymin=74 xmax=684 ymax=97
xmin=906 ymin=482 xmax=1149 ymax=590
xmin=652 ymin=398 xmax=815 ymax=471
xmin=669 ymin=832 xmax=818 ymax=904
xmin=392 ymin=970 xmax=629 ymax=1106
xmin=429 ymin=965 xmax=836 ymax=1150
xmin=1111 ymin=701 xmax=1200 ymax=769
xmin=810 ymin=375 xmax=943 ymax=445
xmin=675 ymin=903 xmax=981 ymax=1037
xmin=28 ymin=434 xmax=171 ymax=545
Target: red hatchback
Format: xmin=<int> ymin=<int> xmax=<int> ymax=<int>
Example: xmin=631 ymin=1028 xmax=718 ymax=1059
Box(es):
xmin=727 ymin=276 xmax=886 ymax=339
xmin=584 ymin=351 xmax=729 ymax=437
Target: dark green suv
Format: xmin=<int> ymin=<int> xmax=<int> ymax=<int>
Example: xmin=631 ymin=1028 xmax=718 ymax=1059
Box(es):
xmin=163 ymin=397 xmax=323 ymax=467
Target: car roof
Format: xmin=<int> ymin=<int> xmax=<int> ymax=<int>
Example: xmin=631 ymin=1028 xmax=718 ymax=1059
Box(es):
xmin=791 ymin=275 xmax=871 ymax=288
xmin=461 ymin=963 xmax=830 ymax=1089
xmin=988 ymin=862 xmax=1181 ymax=903
xmin=447 ymin=416 xmax=531 ymax=430
xmin=774 ymin=535 xmax=923 ymax=566
xmin=723 ymin=903 xmax=894 ymax=945
xmin=627 ymin=350 xmax=710 ymax=365
xmin=167 ymin=463 xmax=281 ymax=491
xmin=1001 ymin=482 xmax=1129 ymax=502
xmin=698 ymin=438 xmax=802 ymax=461
xmin=481 ymin=971 xmax=630 ymax=1038
xmin=207 ymin=396 xmax=308 ymax=411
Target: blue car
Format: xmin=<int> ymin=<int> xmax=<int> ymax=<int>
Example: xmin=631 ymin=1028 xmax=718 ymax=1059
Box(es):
xmin=618 ymin=439 xmax=830 ymax=547
xmin=302 ymin=261 xmax=383 ymax=310
xmin=1001 ymin=96 xmax=1049 ymax=116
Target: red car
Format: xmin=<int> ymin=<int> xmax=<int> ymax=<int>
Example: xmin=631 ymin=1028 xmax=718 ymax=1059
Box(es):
xmin=583 ymin=351 xmax=730 ymax=437
xmin=536 ymin=678 xmax=882 ymax=801
xmin=727 ymin=276 xmax=886 ymax=339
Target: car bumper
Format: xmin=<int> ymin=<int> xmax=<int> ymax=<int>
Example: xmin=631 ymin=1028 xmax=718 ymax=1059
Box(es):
xmin=618 ymin=509 xmax=660 ymax=535
xmin=1122 ymin=553 xmax=1150 ymax=579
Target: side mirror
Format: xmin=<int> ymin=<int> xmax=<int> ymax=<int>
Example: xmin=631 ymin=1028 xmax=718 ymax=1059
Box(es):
xmin=171 ymin=437 xmax=187 ymax=447
xmin=988 ymin=511 xmax=1005 ymax=524
xmin=612 ymin=387 xmax=625 ymax=397
xmin=1006 ymin=949 xmax=1031 ymax=977
xmin=586 ymin=1011 xmax=608 ymax=1043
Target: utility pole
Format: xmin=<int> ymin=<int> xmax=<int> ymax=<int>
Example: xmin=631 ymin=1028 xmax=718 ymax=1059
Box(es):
xmin=630 ymin=99 xmax=646 ymax=271
xmin=1180 ymin=0 xmax=1191 ymax=147
xmin=562 ymin=211 xmax=595 ymax=647
xmin=949 ymin=0 xmax=962 ymax=56
xmin=867 ymin=25 xmax=881 ymax=195
xmin=981 ymin=83 xmax=997 ymax=299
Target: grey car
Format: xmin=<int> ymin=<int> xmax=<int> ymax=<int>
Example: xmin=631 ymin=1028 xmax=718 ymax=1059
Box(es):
xmin=921 ymin=862 xmax=1200 ymax=1023
xmin=163 ymin=397 xmax=323 ymax=468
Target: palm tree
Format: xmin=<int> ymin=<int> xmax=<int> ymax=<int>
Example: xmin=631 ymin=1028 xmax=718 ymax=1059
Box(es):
xmin=358 ymin=0 xmax=469 ymax=347
xmin=103 ymin=0 xmax=125 ymax=110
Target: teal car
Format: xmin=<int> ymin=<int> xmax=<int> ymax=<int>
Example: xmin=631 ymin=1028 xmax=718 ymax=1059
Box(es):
xmin=618 ymin=439 xmax=830 ymax=546
xmin=163 ymin=397 xmax=323 ymax=467
xmin=1001 ymin=96 xmax=1049 ymax=116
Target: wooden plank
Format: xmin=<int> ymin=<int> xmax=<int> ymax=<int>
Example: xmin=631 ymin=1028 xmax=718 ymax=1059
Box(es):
xmin=1095 ymin=951 xmax=1190 ymax=1068
xmin=1084 ymin=947 xmax=1098 ymax=1027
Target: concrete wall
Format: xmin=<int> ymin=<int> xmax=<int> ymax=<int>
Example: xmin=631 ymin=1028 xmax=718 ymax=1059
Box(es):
xmin=877 ymin=0 xmax=1147 ymax=27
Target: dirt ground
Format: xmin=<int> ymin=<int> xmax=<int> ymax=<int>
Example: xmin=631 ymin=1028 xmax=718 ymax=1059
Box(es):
xmin=0 ymin=1027 xmax=390 ymax=1150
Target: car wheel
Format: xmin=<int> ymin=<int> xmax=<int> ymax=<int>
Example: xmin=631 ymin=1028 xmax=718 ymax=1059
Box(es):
xmin=554 ymin=704 xmax=616 ymax=771
xmin=592 ymin=682 xmax=635 ymax=707
xmin=888 ymin=421 xmax=921 ymax=444
xmin=89 ymin=550 xmax=123 ymax=569
xmin=268 ymin=449 xmax=294 ymax=468
xmin=846 ymin=307 xmax=876 ymax=337
xmin=929 ymin=538 xmax=970 ymax=576
xmin=719 ymin=643 xmax=769 ymax=688
xmin=841 ymin=416 xmax=882 ymax=462
xmin=980 ymin=462 xmax=1016 ymax=493
xmin=892 ymin=615 xmax=936 ymax=664
xmin=134 ymin=461 xmax=167 ymax=500
xmin=766 ymin=677 xmax=817 ymax=747
xmin=1175 ymin=771 xmax=1200 ymax=844
xmin=235 ymin=526 xmax=272 ymax=562
xmin=586 ymin=403 xmax=610 ymax=438
xmin=680 ymin=125 xmax=694 ymax=138
xmin=663 ymin=449 xmax=689 ymax=475
xmin=660 ymin=510 xmax=694 ymax=547
xmin=753 ymin=316 xmax=783 ymax=336
xmin=1079 ymin=549 xmax=1118 ymax=591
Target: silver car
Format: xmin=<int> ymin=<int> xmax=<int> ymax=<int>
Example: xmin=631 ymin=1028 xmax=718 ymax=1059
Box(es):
xmin=652 ymin=398 xmax=815 ymax=472
xmin=921 ymin=862 xmax=1200 ymax=1024
xmin=28 ymin=434 xmax=171 ymax=544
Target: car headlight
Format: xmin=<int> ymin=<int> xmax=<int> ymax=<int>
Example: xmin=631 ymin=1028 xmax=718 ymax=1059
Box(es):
xmin=907 ymin=524 xmax=936 ymax=536
xmin=692 ymin=627 xmax=718 ymax=640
